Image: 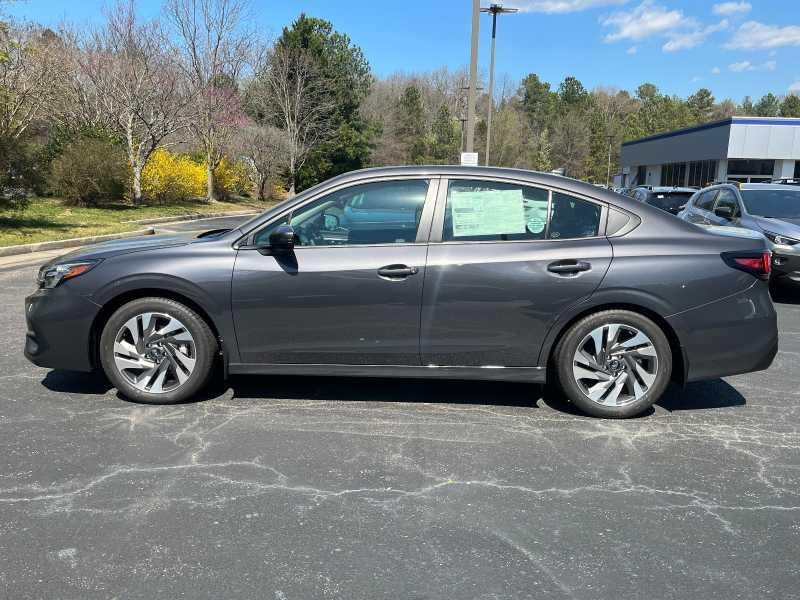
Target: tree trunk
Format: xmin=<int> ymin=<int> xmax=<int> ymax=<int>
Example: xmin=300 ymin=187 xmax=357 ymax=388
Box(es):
xmin=206 ymin=159 xmax=217 ymax=203
xmin=258 ymin=176 xmax=268 ymax=200
xmin=132 ymin=164 xmax=144 ymax=205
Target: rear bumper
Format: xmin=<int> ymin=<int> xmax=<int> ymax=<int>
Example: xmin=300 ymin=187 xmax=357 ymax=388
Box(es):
xmin=771 ymin=250 xmax=800 ymax=283
xmin=24 ymin=287 xmax=100 ymax=372
xmin=668 ymin=280 xmax=778 ymax=383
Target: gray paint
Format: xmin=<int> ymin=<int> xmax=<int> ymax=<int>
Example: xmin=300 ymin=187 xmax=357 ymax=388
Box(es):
xmin=25 ymin=166 xmax=778 ymax=387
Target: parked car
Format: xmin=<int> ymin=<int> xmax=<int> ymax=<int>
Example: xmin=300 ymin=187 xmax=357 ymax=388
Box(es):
xmin=772 ymin=178 xmax=800 ymax=186
xmin=25 ymin=166 xmax=777 ymax=418
xmin=630 ymin=186 xmax=697 ymax=215
xmin=678 ymin=182 xmax=800 ymax=284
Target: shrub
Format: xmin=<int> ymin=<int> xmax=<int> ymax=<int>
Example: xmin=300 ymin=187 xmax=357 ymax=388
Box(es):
xmin=49 ymin=138 xmax=128 ymax=206
xmin=0 ymin=136 xmax=37 ymax=211
xmin=142 ymin=149 xmax=251 ymax=203
xmin=141 ymin=148 xmax=205 ymax=204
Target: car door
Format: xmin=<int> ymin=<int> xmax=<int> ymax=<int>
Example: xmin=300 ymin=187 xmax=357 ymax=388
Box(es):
xmin=231 ymin=177 xmax=437 ymax=365
xmin=707 ymin=188 xmax=742 ymax=227
xmin=421 ymin=178 xmax=613 ymax=367
xmin=685 ymin=189 xmax=718 ymax=225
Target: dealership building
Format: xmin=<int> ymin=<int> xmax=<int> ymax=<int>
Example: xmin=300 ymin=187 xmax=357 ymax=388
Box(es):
xmin=619 ymin=116 xmax=800 ymax=188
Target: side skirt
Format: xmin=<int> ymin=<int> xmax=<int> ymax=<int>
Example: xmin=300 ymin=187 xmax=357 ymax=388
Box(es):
xmin=228 ymin=363 xmax=547 ymax=383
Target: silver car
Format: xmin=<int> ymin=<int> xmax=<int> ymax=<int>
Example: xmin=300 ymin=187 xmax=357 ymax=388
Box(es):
xmin=678 ymin=182 xmax=800 ymax=284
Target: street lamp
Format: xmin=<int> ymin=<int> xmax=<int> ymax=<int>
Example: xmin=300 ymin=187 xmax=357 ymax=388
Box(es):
xmin=481 ymin=3 xmax=518 ymax=166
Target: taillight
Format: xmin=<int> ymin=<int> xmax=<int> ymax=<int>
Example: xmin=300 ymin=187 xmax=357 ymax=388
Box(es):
xmin=721 ymin=250 xmax=772 ymax=280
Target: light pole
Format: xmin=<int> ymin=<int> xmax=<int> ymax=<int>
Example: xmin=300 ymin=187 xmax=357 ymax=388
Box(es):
xmin=606 ymin=134 xmax=615 ymax=188
xmin=465 ymin=0 xmax=481 ymax=155
xmin=482 ymin=3 xmax=518 ymax=166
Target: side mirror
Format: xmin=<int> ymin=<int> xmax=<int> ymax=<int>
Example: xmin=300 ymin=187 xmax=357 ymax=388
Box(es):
xmin=269 ymin=224 xmax=297 ymax=253
xmin=714 ymin=206 xmax=734 ymax=219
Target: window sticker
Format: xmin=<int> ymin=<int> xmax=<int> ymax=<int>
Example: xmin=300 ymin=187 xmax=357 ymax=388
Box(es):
xmin=451 ymin=189 xmax=526 ymax=237
xmin=525 ymin=199 xmax=548 ymax=234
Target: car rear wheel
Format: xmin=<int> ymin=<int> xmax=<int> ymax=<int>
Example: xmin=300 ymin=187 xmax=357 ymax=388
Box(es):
xmin=554 ymin=310 xmax=672 ymax=418
xmin=99 ymin=298 xmax=217 ymax=404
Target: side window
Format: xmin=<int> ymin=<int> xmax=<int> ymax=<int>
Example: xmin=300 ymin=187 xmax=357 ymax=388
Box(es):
xmin=442 ymin=180 xmax=602 ymax=242
xmin=549 ymin=192 xmax=602 ymax=240
xmin=254 ymin=180 xmax=429 ymax=247
xmin=695 ymin=190 xmax=718 ymax=211
xmin=714 ymin=189 xmax=741 ymax=220
xmin=443 ymin=180 xmax=549 ymax=242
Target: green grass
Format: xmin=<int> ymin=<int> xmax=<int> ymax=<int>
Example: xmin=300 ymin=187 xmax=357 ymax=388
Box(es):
xmin=0 ymin=196 xmax=277 ymax=247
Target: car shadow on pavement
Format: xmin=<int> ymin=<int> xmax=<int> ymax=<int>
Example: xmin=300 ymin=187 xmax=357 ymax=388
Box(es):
xmin=39 ymin=370 xmax=746 ymax=417
xmin=770 ymin=282 xmax=800 ymax=305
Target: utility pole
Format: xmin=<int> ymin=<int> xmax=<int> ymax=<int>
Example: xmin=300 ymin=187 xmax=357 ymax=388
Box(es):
xmin=482 ymin=3 xmax=517 ymax=166
xmin=606 ymin=134 xmax=615 ymax=188
xmin=465 ymin=0 xmax=480 ymax=155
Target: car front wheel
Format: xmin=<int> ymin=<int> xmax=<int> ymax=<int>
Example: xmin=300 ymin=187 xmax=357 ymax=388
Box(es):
xmin=99 ymin=297 xmax=217 ymax=404
xmin=554 ymin=310 xmax=672 ymax=418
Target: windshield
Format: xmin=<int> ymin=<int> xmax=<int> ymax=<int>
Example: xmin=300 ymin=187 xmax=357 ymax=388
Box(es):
xmin=646 ymin=192 xmax=693 ymax=211
xmin=741 ymin=189 xmax=800 ymax=219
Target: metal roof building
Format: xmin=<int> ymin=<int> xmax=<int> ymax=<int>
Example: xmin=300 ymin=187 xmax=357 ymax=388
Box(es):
xmin=619 ymin=116 xmax=800 ymax=188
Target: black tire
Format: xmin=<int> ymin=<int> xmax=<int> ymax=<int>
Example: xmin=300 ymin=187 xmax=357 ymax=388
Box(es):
xmin=553 ymin=310 xmax=672 ymax=418
xmin=99 ymin=297 xmax=217 ymax=404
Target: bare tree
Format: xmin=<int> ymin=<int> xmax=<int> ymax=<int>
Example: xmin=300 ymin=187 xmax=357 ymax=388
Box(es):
xmin=234 ymin=123 xmax=289 ymax=199
xmin=249 ymin=45 xmax=334 ymax=195
xmin=0 ymin=21 xmax=61 ymax=140
xmin=64 ymin=1 xmax=190 ymax=204
xmin=165 ymin=0 xmax=252 ymax=202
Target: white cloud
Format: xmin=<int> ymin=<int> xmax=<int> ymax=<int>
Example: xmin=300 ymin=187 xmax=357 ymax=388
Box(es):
xmin=789 ymin=81 xmax=800 ymax=94
xmin=601 ymin=1 xmax=686 ymax=42
xmin=663 ymin=19 xmax=728 ymax=52
xmin=711 ymin=66 xmax=722 ymax=74
xmin=601 ymin=1 xmax=726 ymax=52
xmin=728 ymin=60 xmax=777 ymax=72
xmin=504 ymin=0 xmax=628 ymax=13
xmin=626 ymin=45 xmax=638 ymax=54
xmin=712 ymin=2 xmax=751 ymax=16
xmin=691 ymin=76 xmax=703 ymax=83
xmin=725 ymin=21 xmax=800 ymax=50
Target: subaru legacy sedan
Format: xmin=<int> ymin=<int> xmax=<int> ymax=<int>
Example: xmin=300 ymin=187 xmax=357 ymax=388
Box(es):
xmin=25 ymin=167 xmax=777 ymax=418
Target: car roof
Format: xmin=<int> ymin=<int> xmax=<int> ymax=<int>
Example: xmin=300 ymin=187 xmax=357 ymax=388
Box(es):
xmin=740 ymin=182 xmax=800 ymax=191
xmin=646 ymin=187 xmax=697 ymax=193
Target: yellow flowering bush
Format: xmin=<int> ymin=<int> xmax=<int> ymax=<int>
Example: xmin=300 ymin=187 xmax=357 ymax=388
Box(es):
xmin=141 ymin=149 xmax=205 ymax=204
xmin=142 ymin=149 xmax=251 ymax=203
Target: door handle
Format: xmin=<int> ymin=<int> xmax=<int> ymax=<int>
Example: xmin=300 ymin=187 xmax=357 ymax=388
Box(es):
xmin=377 ymin=264 xmax=419 ymax=279
xmin=547 ymin=260 xmax=591 ymax=275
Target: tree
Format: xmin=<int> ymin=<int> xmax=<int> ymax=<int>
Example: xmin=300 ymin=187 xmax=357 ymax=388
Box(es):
xmin=687 ymin=88 xmax=715 ymax=123
xmin=165 ymin=0 xmax=253 ymax=202
xmin=428 ymin=103 xmax=459 ymax=164
xmin=530 ymin=129 xmax=552 ymax=172
xmin=276 ymin=15 xmax=372 ymax=189
xmin=558 ymin=76 xmax=589 ymax=110
xmin=739 ymin=96 xmax=755 ymax=115
xmin=71 ymin=1 xmax=190 ymax=204
xmin=780 ymin=94 xmax=800 ymax=118
xmin=393 ymin=84 xmax=427 ymax=165
xmin=234 ymin=123 xmax=289 ymax=199
xmin=754 ymin=93 xmax=780 ymax=117
xmin=518 ymin=73 xmax=555 ymax=132
xmin=248 ymin=44 xmax=334 ymax=195
xmin=551 ymin=109 xmax=590 ymax=179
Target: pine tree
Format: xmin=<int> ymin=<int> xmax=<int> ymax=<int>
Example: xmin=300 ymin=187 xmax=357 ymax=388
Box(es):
xmin=393 ymin=85 xmax=427 ymax=165
xmin=428 ymin=104 xmax=459 ymax=164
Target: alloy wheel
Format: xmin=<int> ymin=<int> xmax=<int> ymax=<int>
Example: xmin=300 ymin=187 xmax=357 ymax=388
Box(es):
xmin=572 ymin=323 xmax=659 ymax=407
xmin=112 ymin=312 xmax=197 ymax=394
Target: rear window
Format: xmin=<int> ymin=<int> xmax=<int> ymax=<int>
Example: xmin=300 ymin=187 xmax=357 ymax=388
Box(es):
xmin=646 ymin=192 xmax=693 ymax=211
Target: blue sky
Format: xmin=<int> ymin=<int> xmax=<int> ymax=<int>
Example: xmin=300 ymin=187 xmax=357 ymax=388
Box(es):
xmin=7 ymin=0 xmax=800 ymax=101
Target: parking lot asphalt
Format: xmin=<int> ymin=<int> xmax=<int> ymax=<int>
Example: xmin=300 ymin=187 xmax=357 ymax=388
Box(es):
xmin=1 ymin=260 xmax=799 ymax=599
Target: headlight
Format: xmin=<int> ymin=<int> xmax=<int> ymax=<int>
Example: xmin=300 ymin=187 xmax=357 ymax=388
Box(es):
xmin=37 ymin=261 xmax=100 ymax=289
xmin=764 ymin=232 xmax=800 ymax=246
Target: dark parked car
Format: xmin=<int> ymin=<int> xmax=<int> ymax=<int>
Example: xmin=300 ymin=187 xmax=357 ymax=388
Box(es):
xmin=25 ymin=167 xmax=777 ymax=418
xmin=678 ymin=182 xmax=800 ymax=284
xmin=630 ymin=186 xmax=697 ymax=215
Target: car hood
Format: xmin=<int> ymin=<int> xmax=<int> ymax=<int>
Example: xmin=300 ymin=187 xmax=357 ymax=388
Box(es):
xmin=750 ymin=215 xmax=800 ymax=236
xmin=50 ymin=232 xmax=203 ymax=264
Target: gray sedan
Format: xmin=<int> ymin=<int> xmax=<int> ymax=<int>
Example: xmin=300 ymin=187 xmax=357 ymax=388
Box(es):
xmin=24 ymin=166 xmax=777 ymax=418
xmin=678 ymin=182 xmax=800 ymax=283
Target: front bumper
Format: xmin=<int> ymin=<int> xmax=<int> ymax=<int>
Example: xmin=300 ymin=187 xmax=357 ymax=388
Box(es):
xmin=667 ymin=280 xmax=778 ymax=383
xmin=24 ymin=287 xmax=102 ymax=372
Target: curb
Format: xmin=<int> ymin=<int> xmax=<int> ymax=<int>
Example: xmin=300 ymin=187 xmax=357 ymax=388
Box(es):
xmin=0 ymin=228 xmax=155 ymax=258
xmin=122 ymin=210 xmax=259 ymax=225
